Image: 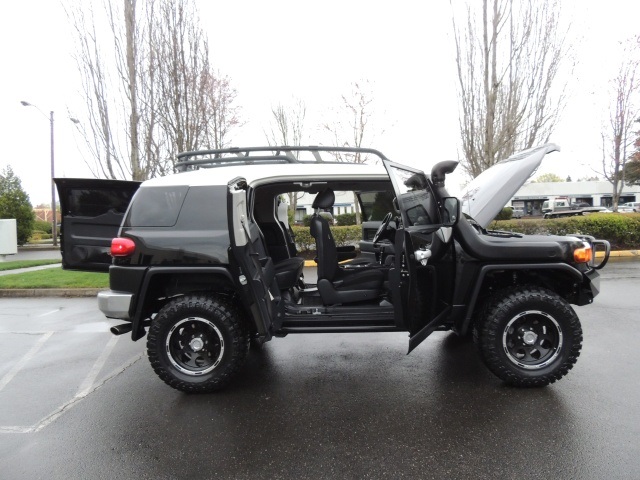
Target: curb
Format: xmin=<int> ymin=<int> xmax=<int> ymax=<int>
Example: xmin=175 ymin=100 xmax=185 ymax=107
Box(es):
xmin=0 ymin=288 xmax=102 ymax=298
xmin=600 ymin=250 xmax=639 ymax=258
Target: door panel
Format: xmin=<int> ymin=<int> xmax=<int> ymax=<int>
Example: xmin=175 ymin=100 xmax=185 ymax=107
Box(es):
xmin=227 ymin=181 xmax=276 ymax=340
xmin=55 ymin=178 xmax=141 ymax=272
xmin=382 ymin=161 xmax=453 ymax=351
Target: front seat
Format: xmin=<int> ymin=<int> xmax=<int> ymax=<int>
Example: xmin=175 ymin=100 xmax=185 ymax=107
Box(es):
xmin=310 ymin=189 xmax=383 ymax=305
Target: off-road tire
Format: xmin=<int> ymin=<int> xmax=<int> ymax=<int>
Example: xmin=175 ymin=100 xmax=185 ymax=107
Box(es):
xmin=147 ymin=294 xmax=250 ymax=393
xmin=474 ymin=286 xmax=582 ymax=387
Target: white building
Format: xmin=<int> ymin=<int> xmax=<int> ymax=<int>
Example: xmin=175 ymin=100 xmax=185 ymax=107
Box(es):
xmin=511 ymin=181 xmax=640 ymax=215
xmin=293 ymin=190 xmax=356 ymax=222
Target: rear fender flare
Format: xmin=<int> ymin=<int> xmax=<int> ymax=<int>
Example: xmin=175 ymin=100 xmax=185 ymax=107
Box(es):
xmin=131 ymin=267 xmax=238 ymax=341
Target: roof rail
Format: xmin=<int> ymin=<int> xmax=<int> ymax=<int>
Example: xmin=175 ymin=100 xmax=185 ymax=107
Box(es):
xmin=174 ymin=146 xmax=389 ymax=172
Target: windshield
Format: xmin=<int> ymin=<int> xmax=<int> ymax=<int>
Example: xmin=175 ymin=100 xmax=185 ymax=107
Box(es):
xmin=358 ymin=190 xmax=396 ymax=221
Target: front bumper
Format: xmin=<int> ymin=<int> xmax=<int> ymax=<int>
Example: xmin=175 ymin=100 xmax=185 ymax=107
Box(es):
xmin=98 ymin=290 xmax=133 ymax=320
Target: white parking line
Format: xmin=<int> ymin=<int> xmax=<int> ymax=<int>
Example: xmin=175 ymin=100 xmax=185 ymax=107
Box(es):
xmin=0 ymin=332 xmax=54 ymax=393
xmin=32 ymin=352 xmax=144 ymax=433
xmin=75 ymin=335 xmax=119 ymax=398
xmin=1 ymin=352 xmax=144 ymax=434
xmin=37 ymin=309 xmax=62 ymax=317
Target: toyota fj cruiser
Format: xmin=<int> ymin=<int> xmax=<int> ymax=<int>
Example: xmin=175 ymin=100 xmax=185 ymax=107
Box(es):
xmin=55 ymin=144 xmax=610 ymax=393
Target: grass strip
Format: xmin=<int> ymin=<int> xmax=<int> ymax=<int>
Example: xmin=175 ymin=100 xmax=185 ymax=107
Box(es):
xmin=0 ymin=259 xmax=61 ymax=271
xmin=0 ymin=267 xmax=108 ymax=289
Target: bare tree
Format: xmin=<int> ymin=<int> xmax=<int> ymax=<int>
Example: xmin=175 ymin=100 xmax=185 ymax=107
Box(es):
xmin=265 ymin=98 xmax=307 ymax=149
xmin=626 ymin=126 xmax=640 ymax=185
xmin=323 ymin=81 xmax=381 ymax=223
xmin=601 ymin=38 xmax=639 ymax=210
xmin=204 ymin=71 xmax=241 ymax=150
xmin=451 ymin=0 xmax=570 ymax=178
xmin=67 ymin=0 xmax=240 ymax=181
xmin=323 ymin=81 xmax=378 ymax=165
xmin=265 ymin=99 xmax=307 ymax=216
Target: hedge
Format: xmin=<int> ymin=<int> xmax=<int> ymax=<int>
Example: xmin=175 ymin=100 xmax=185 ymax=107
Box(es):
xmin=292 ymin=225 xmax=361 ymax=252
xmin=335 ymin=213 xmax=357 ymax=226
xmin=490 ymin=213 xmax=640 ymax=250
xmin=33 ymin=220 xmax=52 ymax=234
xmin=292 ymin=213 xmax=640 ymax=253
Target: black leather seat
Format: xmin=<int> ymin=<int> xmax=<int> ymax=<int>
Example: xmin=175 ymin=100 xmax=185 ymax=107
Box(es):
xmin=248 ymin=222 xmax=304 ymax=290
xmin=310 ymin=189 xmax=383 ymax=305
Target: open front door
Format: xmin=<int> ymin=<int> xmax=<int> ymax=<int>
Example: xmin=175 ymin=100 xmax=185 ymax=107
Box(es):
xmin=55 ymin=178 xmax=141 ymax=272
xmin=383 ymin=161 xmax=456 ymax=353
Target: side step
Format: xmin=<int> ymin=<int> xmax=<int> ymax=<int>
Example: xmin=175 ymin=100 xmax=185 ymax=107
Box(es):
xmin=280 ymin=304 xmax=397 ymax=333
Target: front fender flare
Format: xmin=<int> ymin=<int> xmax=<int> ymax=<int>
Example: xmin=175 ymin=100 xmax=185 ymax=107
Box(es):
xmin=455 ymin=263 xmax=584 ymax=336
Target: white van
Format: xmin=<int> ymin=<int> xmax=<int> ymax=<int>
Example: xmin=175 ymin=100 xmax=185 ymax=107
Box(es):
xmin=622 ymin=202 xmax=640 ymax=212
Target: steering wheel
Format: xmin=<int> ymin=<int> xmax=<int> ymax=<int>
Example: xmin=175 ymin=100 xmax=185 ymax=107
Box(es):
xmin=372 ymin=212 xmax=393 ymax=244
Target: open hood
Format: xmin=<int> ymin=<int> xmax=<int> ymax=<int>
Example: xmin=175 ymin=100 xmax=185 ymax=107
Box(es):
xmin=460 ymin=143 xmax=560 ymax=228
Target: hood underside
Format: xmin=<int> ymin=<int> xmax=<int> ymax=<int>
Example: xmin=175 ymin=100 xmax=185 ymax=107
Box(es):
xmin=460 ymin=143 xmax=560 ymax=228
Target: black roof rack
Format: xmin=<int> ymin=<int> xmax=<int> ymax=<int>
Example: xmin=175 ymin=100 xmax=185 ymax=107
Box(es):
xmin=174 ymin=146 xmax=389 ymax=172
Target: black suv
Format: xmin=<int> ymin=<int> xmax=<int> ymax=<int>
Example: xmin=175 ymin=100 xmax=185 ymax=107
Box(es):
xmin=55 ymin=145 xmax=609 ymax=393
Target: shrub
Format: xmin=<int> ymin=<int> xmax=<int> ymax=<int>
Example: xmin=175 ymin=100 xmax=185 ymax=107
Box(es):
xmin=335 ymin=213 xmax=357 ymax=226
xmin=34 ymin=220 xmax=52 ymax=234
xmin=0 ymin=166 xmax=35 ymax=245
xmin=491 ymin=213 xmax=640 ymax=250
xmin=292 ymin=225 xmax=363 ymax=252
xmin=29 ymin=231 xmax=53 ymax=242
xmin=494 ymin=207 xmax=513 ymax=221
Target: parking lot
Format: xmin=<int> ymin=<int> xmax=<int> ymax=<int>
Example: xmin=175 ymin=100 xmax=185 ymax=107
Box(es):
xmin=0 ymin=260 xmax=639 ymax=479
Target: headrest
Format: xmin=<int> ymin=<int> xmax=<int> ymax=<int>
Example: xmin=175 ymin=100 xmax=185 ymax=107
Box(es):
xmin=312 ymin=189 xmax=335 ymax=209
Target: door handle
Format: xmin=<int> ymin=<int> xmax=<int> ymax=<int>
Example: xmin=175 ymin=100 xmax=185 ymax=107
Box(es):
xmin=414 ymin=248 xmax=431 ymax=266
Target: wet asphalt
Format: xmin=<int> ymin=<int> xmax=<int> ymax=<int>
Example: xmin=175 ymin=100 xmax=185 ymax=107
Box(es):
xmin=0 ymin=255 xmax=638 ymax=479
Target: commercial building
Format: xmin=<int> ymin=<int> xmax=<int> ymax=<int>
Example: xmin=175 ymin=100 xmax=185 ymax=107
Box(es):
xmin=510 ymin=181 xmax=640 ymax=215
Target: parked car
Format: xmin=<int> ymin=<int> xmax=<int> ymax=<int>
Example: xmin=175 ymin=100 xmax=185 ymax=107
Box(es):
xmin=55 ymin=144 xmax=609 ymax=393
xmin=622 ymin=202 xmax=640 ymax=212
xmin=511 ymin=208 xmax=524 ymax=218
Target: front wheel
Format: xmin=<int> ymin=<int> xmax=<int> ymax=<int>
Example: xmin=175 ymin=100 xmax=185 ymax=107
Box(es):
xmin=147 ymin=295 xmax=250 ymax=393
xmin=474 ymin=286 xmax=582 ymax=387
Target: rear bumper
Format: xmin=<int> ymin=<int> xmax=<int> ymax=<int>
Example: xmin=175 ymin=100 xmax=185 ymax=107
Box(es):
xmin=98 ymin=290 xmax=133 ymax=320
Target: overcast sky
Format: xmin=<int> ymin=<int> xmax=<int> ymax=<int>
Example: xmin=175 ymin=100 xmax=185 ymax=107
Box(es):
xmin=1 ymin=0 xmax=638 ymax=205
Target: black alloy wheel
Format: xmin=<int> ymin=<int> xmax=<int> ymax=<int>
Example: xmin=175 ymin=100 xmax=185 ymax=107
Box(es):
xmin=147 ymin=295 xmax=249 ymax=393
xmin=474 ymin=286 xmax=582 ymax=387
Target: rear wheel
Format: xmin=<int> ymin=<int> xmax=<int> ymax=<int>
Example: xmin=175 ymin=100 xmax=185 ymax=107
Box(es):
xmin=147 ymin=294 xmax=249 ymax=393
xmin=474 ymin=286 xmax=582 ymax=387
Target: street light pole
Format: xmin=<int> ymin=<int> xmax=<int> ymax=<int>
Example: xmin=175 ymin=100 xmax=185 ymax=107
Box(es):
xmin=49 ymin=110 xmax=57 ymax=247
xmin=20 ymin=101 xmax=58 ymax=247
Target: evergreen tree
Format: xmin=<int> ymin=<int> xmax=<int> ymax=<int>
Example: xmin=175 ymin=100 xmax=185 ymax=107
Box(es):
xmin=0 ymin=166 xmax=35 ymax=245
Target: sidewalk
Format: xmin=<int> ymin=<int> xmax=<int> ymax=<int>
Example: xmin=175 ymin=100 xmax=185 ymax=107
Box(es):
xmin=0 ymin=263 xmax=62 ymax=276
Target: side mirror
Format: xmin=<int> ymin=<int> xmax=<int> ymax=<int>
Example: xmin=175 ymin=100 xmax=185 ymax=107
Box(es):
xmin=442 ymin=197 xmax=460 ymax=227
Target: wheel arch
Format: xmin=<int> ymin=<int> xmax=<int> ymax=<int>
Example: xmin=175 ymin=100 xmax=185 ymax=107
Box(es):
xmin=131 ymin=267 xmax=245 ymax=341
xmin=455 ymin=263 xmax=584 ymax=336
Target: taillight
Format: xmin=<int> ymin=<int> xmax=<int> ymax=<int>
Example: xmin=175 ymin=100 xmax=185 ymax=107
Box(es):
xmin=111 ymin=237 xmax=136 ymax=257
xmin=573 ymin=242 xmax=592 ymax=264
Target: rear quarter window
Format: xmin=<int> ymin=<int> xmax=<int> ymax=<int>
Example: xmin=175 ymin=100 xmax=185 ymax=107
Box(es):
xmin=67 ymin=188 xmax=135 ymax=217
xmin=125 ymin=186 xmax=189 ymax=227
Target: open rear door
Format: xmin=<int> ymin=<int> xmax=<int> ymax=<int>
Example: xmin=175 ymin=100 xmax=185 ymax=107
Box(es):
xmin=227 ymin=179 xmax=277 ymax=341
xmin=55 ymin=178 xmax=141 ymax=272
